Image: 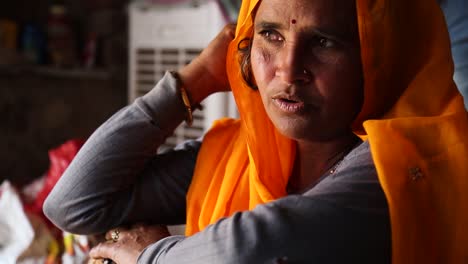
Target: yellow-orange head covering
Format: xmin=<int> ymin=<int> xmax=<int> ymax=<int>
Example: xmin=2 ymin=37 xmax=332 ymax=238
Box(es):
xmin=186 ymin=0 xmax=468 ymax=262
xmin=355 ymin=0 xmax=468 ymax=262
xmin=186 ymin=0 xmax=294 ymax=236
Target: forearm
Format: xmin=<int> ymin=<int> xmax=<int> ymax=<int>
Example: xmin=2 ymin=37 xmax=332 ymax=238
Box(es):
xmin=137 ymin=196 xmax=390 ymax=264
xmin=43 ymin=72 xmax=194 ymax=234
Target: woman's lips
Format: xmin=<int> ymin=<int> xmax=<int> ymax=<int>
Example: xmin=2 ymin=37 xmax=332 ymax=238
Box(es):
xmin=272 ymin=98 xmax=306 ymax=113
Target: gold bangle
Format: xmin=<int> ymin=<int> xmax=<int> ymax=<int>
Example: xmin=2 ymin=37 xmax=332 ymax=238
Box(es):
xmin=171 ymin=71 xmax=193 ymax=126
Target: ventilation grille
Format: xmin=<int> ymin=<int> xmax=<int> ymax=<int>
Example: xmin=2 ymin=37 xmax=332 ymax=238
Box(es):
xmin=132 ymin=47 xmax=204 ymax=152
xmin=133 ymin=48 xmax=201 ymax=98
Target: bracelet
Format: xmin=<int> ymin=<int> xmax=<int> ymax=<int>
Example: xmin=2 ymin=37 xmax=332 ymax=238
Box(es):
xmin=170 ymin=71 xmax=193 ymax=126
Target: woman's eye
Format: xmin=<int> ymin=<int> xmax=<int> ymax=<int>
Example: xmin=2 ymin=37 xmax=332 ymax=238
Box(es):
xmin=260 ymin=30 xmax=284 ymax=42
xmin=318 ymin=37 xmax=336 ymax=48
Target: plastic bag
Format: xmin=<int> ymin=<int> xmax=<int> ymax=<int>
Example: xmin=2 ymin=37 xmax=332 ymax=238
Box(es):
xmin=24 ymin=139 xmax=85 ymax=226
xmin=0 ymin=181 xmax=35 ymax=264
xmin=1 ymin=139 xmax=88 ymax=264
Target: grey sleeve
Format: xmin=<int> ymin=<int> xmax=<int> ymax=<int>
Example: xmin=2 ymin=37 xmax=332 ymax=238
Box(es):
xmin=439 ymin=0 xmax=468 ymax=109
xmin=43 ymin=72 xmax=200 ymax=235
xmin=137 ymin=142 xmax=391 ymax=264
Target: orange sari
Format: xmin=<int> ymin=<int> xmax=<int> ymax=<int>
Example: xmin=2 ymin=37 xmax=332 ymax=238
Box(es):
xmin=186 ymin=0 xmax=468 ymax=263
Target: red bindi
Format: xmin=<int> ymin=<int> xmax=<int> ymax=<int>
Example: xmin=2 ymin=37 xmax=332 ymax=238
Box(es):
xmin=291 ymin=19 xmax=297 ymax=24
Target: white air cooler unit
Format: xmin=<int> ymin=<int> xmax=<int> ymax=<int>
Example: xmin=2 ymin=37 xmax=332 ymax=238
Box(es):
xmin=128 ymin=0 xmax=238 ymax=152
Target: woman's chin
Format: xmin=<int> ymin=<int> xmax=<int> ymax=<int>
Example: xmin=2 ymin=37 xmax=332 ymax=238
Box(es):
xmin=272 ymin=118 xmax=346 ymax=142
xmin=273 ymin=118 xmax=314 ymax=141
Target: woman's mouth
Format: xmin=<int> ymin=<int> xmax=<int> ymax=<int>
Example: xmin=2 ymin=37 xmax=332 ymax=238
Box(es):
xmin=272 ymin=97 xmax=306 ymax=114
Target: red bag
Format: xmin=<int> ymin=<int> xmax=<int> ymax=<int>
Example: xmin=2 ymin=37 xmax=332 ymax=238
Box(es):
xmin=24 ymin=139 xmax=85 ymax=225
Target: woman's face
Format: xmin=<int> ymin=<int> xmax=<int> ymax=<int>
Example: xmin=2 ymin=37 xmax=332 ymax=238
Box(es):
xmin=251 ymin=0 xmax=363 ymax=142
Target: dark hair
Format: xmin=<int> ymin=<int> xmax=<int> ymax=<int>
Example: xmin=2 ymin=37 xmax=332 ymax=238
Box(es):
xmin=237 ymin=37 xmax=257 ymax=90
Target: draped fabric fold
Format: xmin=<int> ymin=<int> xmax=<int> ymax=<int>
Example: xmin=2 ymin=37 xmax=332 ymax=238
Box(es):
xmin=355 ymin=0 xmax=468 ymax=262
xmin=186 ymin=0 xmax=468 ymax=262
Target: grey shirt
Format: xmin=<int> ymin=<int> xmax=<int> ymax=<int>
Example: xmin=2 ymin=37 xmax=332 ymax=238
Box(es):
xmin=43 ymin=72 xmax=391 ymax=263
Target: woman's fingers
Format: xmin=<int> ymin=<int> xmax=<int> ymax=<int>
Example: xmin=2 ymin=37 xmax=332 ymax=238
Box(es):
xmin=197 ymin=23 xmax=237 ymax=92
xmin=89 ymin=241 xmax=118 ymax=261
xmin=90 ymin=224 xmax=171 ymax=263
xmin=178 ymin=23 xmax=237 ymax=103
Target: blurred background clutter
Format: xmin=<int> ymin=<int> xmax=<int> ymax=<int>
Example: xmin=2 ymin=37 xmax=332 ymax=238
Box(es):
xmin=0 ymin=0 xmax=130 ymax=188
xmin=1 ymin=0 xmax=240 ymax=263
xmin=0 ymin=0 xmax=241 ymax=186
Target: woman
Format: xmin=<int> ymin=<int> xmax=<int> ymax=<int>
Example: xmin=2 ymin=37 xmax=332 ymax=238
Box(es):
xmin=44 ymin=0 xmax=468 ymax=263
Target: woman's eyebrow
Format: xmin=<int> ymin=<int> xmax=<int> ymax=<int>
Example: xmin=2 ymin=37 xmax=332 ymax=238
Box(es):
xmin=254 ymin=21 xmax=284 ymax=31
xmin=304 ymin=25 xmax=355 ymax=43
xmin=308 ymin=27 xmax=342 ymax=41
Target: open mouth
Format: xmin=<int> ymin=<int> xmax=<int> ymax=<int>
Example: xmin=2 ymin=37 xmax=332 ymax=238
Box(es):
xmin=281 ymin=98 xmax=298 ymax=103
xmin=272 ymin=98 xmax=306 ymax=113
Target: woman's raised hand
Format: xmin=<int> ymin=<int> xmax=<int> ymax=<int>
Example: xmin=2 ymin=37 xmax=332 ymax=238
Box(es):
xmin=179 ymin=23 xmax=236 ymax=104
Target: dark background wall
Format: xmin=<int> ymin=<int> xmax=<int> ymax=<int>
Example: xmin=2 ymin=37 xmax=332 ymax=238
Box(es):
xmin=0 ymin=0 xmax=129 ymax=186
xmin=0 ymin=0 xmax=128 ymax=25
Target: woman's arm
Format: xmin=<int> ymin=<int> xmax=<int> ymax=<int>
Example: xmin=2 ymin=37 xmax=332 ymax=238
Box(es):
xmin=43 ymin=24 xmax=236 ymax=235
xmin=43 ymin=72 xmax=200 ymax=234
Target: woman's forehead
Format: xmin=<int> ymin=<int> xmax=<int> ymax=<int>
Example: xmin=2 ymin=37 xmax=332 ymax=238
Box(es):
xmin=255 ymin=0 xmax=357 ymax=27
xmin=254 ymin=0 xmax=358 ymax=39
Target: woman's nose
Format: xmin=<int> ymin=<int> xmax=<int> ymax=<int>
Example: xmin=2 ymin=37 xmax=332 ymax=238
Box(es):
xmin=275 ymin=43 xmax=312 ymax=85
